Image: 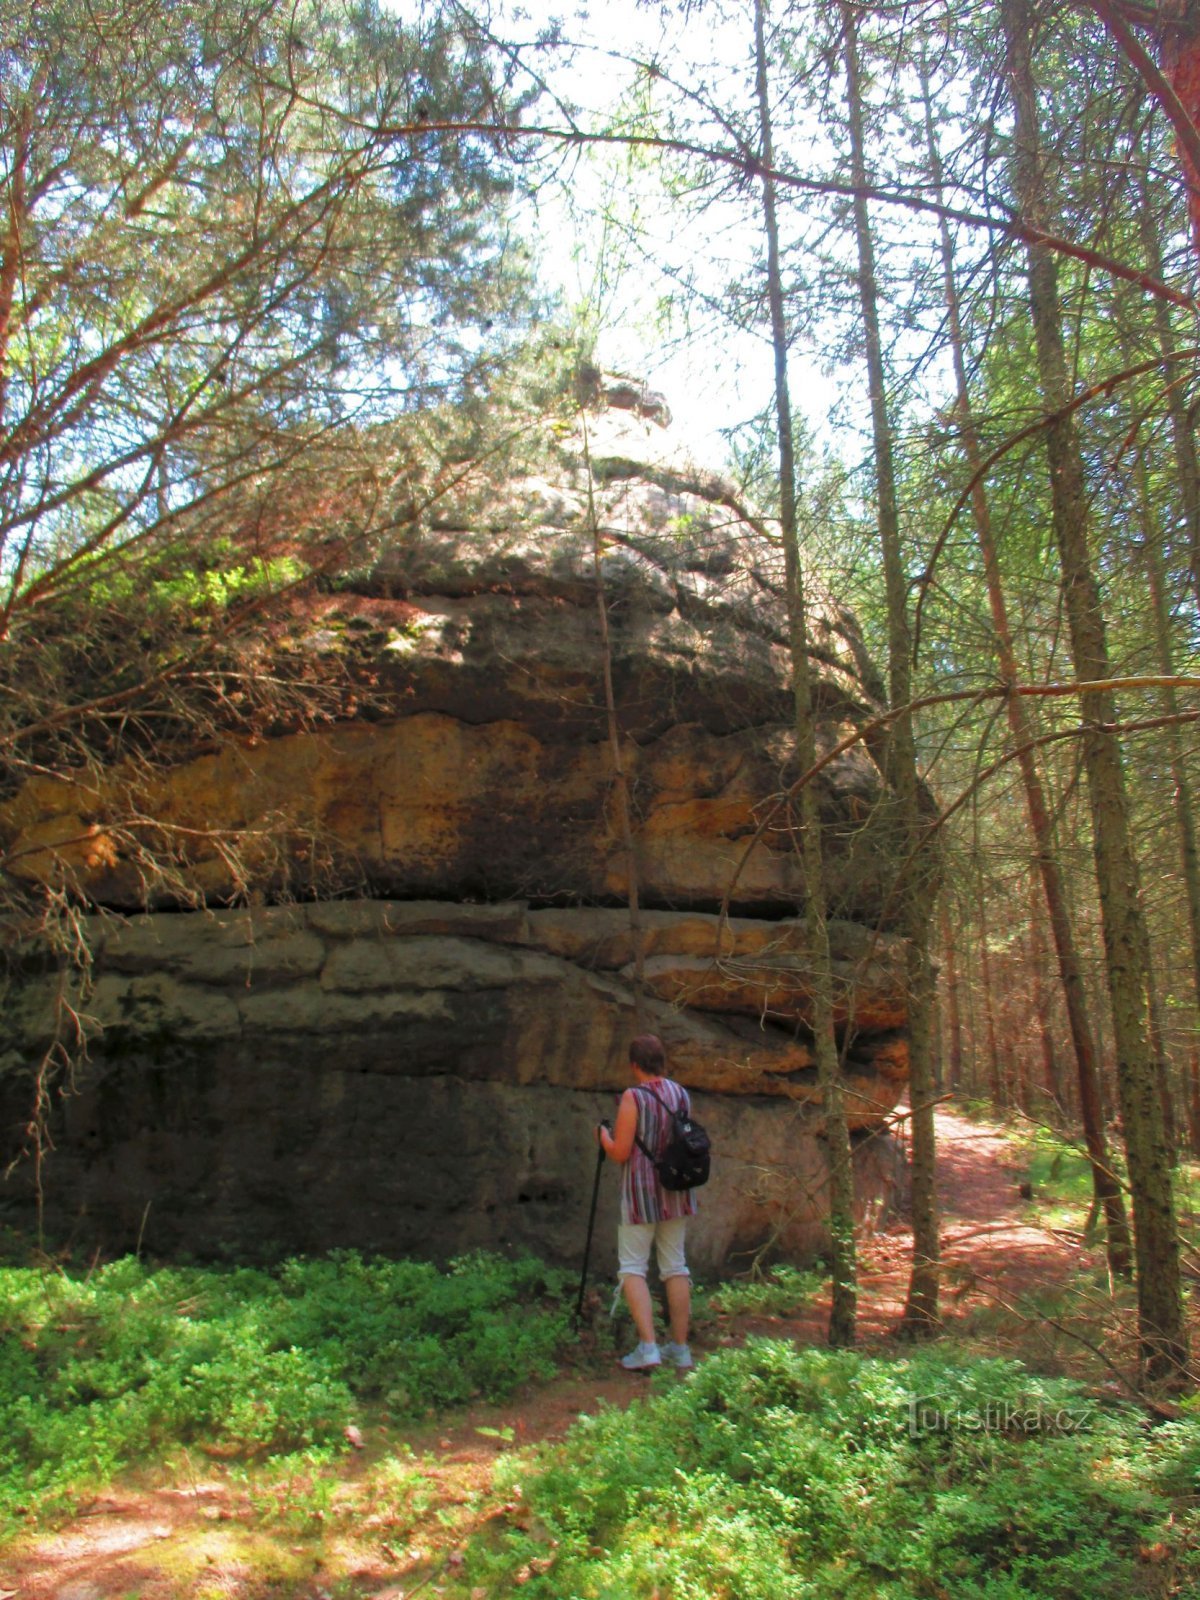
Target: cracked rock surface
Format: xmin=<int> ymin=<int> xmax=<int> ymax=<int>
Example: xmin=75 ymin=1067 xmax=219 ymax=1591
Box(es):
xmin=1 ymin=388 xmax=913 ymax=1269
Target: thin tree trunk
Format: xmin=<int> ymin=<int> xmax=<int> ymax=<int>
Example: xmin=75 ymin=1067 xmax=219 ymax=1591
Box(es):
xmin=0 ymin=85 xmax=35 ymax=445
xmin=582 ymin=415 xmax=645 ymax=1024
xmin=842 ymin=4 xmax=939 ymax=1335
xmin=1160 ymin=1 xmax=1200 ymax=266
xmin=963 ymin=930 xmax=982 ymax=1098
xmin=1027 ymin=873 xmax=1063 ymax=1113
xmin=1138 ymin=524 xmax=1200 ymax=1007
xmin=1003 ymin=0 xmax=1186 ymax=1380
xmin=919 ymin=55 xmax=1131 ymax=1274
xmin=756 ymin=0 xmax=855 ymax=1346
xmin=1119 ymin=279 xmax=1200 ymax=1169
xmin=1014 ymin=963 xmax=1034 ymax=1115
xmin=979 ymin=890 xmax=1005 ymax=1108
xmin=941 ymin=898 xmax=965 ymax=1092
xmin=1145 ymin=959 xmax=1178 ymax=1165
xmin=932 ymin=983 xmax=945 ymax=1095
xmin=1136 ymin=152 xmax=1200 ymax=597
xmin=1129 ymin=447 xmax=1199 ymax=1172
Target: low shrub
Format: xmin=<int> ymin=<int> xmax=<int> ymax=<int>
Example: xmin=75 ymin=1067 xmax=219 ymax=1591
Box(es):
xmin=466 ymin=1340 xmax=1200 ymax=1600
xmin=1014 ymin=1128 xmax=1099 ymax=1211
xmin=0 ymin=1250 xmax=570 ymax=1528
xmin=705 ymin=1264 xmax=823 ymax=1319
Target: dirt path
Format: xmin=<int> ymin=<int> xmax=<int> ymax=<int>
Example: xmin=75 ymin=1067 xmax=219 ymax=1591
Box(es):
xmin=2 ymin=1104 xmax=1096 ymax=1600
xmin=849 ymin=1105 xmax=1101 ymax=1340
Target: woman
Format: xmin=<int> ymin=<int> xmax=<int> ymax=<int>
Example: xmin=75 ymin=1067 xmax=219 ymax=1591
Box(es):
xmin=597 ymin=1033 xmax=696 ymax=1370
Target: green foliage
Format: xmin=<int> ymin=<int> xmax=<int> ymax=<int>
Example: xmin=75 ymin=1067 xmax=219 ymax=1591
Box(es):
xmin=273 ymin=1250 xmax=569 ymax=1412
xmin=705 ymin=1265 xmax=823 ymax=1319
xmin=465 ymin=1342 xmax=1198 ymax=1600
xmin=0 ymin=1251 xmax=569 ymax=1530
xmin=1172 ymin=1158 xmax=1200 ymax=1219
xmin=1010 ymin=1126 xmax=1112 ymax=1231
xmin=0 ymin=0 xmax=541 ymax=817
xmin=78 ymin=544 xmax=309 ymax=617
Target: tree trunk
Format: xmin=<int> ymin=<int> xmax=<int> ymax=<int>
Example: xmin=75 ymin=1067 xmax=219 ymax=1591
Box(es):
xmin=1003 ymin=0 xmax=1186 ymax=1381
xmin=918 ymin=53 xmax=1131 ymax=1273
xmin=1144 ymin=959 xmax=1178 ymax=1166
xmin=756 ymin=0 xmax=855 ymax=1346
xmin=1136 ymin=150 xmax=1200 ymax=600
xmin=941 ymin=898 xmax=965 ymax=1092
xmin=1028 ymin=872 xmax=1063 ymax=1113
xmin=842 ymin=3 xmax=939 ymax=1336
xmin=1128 ymin=441 xmax=1200 ymax=1172
xmin=1160 ymin=0 xmax=1200 ymax=264
xmin=582 ymin=415 xmax=645 ymax=1026
xmin=978 ymin=890 xmax=1005 ymax=1108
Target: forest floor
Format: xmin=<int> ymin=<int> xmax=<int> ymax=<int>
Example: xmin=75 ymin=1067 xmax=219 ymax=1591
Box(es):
xmin=0 ymin=1103 xmax=1145 ymax=1600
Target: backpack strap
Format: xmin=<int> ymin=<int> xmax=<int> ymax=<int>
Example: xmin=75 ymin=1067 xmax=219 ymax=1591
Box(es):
xmin=640 ymin=1082 xmax=689 ymax=1117
xmin=631 ymin=1082 xmax=687 ymax=1162
xmin=631 ymin=1085 xmax=657 ymax=1164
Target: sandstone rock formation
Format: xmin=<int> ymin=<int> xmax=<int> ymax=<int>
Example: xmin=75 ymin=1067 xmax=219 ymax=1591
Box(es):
xmin=0 ymin=376 xmax=911 ymax=1272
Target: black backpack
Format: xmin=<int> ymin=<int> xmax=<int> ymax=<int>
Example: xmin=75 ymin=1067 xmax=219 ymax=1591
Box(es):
xmin=635 ymin=1084 xmax=711 ymax=1191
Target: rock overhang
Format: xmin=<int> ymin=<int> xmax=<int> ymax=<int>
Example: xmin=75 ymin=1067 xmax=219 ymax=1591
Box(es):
xmin=0 ymin=376 xmax=915 ymax=1268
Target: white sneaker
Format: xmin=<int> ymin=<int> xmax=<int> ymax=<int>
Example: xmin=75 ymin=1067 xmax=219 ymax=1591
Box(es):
xmin=620 ymin=1341 xmax=661 ymax=1370
xmin=661 ymin=1341 xmax=694 ymax=1369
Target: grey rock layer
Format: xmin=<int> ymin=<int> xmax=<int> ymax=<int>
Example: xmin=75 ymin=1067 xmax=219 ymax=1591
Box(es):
xmin=0 ymin=392 xmax=912 ymax=1271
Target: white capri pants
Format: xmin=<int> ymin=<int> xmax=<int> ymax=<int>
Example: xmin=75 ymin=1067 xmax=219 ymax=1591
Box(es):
xmin=617 ymin=1217 xmax=690 ymax=1281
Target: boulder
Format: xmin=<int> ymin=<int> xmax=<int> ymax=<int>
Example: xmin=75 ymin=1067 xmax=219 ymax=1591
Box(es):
xmin=0 ymin=386 xmax=912 ymax=1271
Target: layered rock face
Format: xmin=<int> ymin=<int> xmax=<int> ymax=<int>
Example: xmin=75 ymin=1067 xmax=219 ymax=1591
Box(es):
xmin=1 ymin=382 xmax=909 ymax=1272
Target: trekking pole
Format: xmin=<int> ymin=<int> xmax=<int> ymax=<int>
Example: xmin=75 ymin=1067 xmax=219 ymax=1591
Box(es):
xmin=574 ymin=1125 xmax=608 ymax=1327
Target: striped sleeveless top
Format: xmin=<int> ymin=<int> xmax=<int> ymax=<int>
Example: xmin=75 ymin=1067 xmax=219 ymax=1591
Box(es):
xmin=621 ymin=1077 xmax=699 ymax=1225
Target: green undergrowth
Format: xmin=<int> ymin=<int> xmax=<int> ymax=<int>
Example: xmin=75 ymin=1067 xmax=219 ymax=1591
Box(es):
xmin=1006 ymin=1123 xmax=1200 ymax=1254
xmin=1004 ymin=1124 xmax=1113 ymax=1234
xmin=4 ymin=1242 xmax=1200 ymax=1598
xmin=1017 ymin=1127 xmax=1097 ymax=1197
xmin=949 ymin=1094 xmax=998 ymax=1122
xmin=466 ymin=1340 xmax=1200 ymax=1600
xmin=0 ymin=1249 xmax=569 ymax=1530
xmin=1172 ymin=1157 xmax=1200 ymax=1223
xmin=701 ymin=1264 xmax=824 ymax=1320
xmin=948 ymin=1109 xmax=1200 ymax=1301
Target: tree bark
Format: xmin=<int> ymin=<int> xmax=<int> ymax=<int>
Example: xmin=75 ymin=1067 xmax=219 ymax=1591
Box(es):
xmin=582 ymin=415 xmax=645 ymax=1025
xmin=1126 ymin=441 xmax=1192 ymax=1169
xmin=1028 ymin=873 xmax=1063 ymax=1113
xmin=1003 ymin=0 xmax=1186 ymax=1380
xmin=919 ymin=52 xmax=1131 ymax=1273
xmin=756 ymin=0 xmax=855 ymax=1346
xmin=941 ymin=898 xmax=965 ymax=1092
xmin=842 ymin=3 xmax=939 ymax=1335
xmin=978 ymin=889 xmax=1005 ymax=1108
xmin=1126 ymin=419 xmax=1200 ymax=1171
xmin=0 ymin=90 xmax=32 ymax=436
xmin=1135 ymin=151 xmax=1200 ymax=598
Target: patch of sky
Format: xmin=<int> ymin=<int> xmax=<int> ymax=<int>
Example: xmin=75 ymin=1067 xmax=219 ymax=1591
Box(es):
xmin=384 ymin=0 xmax=853 ymax=469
